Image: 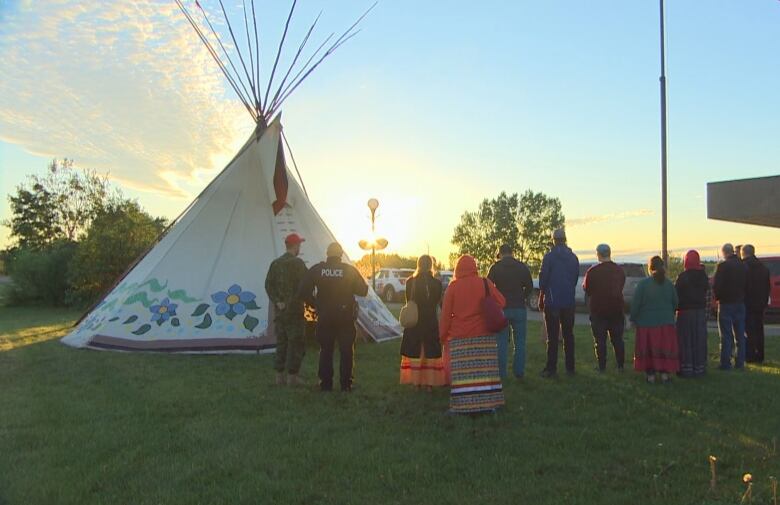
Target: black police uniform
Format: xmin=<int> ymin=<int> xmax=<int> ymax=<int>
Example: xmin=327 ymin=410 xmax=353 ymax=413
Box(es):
xmin=298 ymin=256 xmax=368 ymax=391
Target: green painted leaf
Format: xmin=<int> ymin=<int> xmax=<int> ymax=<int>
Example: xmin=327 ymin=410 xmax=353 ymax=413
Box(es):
xmin=100 ymin=299 xmax=119 ymax=312
xmin=195 ymin=313 xmax=212 ymax=329
xmin=138 ymin=278 xmax=168 ymax=292
xmin=191 ymin=303 xmax=210 ymax=317
xmin=226 ymin=310 xmax=236 ymax=321
xmin=108 ymin=317 xmax=119 ymax=322
xmin=167 ymin=289 xmax=198 ymax=303
xmin=171 ymin=318 xmax=180 ymax=327
xmin=244 ymin=300 xmax=259 ymax=310
xmin=122 ymin=315 xmax=138 ymax=325
xmin=243 ymin=315 xmax=259 ymax=332
xmin=123 ymin=292 xmax=155 ymax=308
xmin=132 ymin=324 xmax=151 ymax=335
xmin=156 ymin=318 xmax=164 ymax=327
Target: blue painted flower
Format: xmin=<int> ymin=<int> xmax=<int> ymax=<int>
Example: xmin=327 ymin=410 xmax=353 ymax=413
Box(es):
xmin=150 ymin=297 xmax=178 ymax=323
xmin=211 ymin=284 xmax=256 ymax=318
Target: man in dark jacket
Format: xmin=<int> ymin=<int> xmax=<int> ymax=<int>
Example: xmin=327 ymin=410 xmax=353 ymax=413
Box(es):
xmin=713 ymin=243 xmax=748 ymax=370
xmin=298 ymin=242 xmax=368 ymax=392
xmin=741 ymin=244 xmax=770 ymax=363
xmin=582 ymin=244 xmax=626 ymax=372
xmin=539 ymin=228 xmax=580 ymax=377
xmin=488 ymin=244 xmax=533 ymax=379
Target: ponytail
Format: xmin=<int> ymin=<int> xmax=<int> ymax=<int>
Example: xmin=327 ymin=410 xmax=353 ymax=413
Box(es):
xmin=648 ymin=255 xmax=665 ymax=284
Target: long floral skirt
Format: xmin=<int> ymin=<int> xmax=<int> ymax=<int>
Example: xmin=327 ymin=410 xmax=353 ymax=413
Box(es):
xmin=448 ymin=335 xmax=505 ymax=414
xmin=400 ymin=346 xmax=447 ymax=387
xmin=634 ymin=324 xmax=680 ymax=373
xmin=676 ymin=309 xmax=708 ymax=377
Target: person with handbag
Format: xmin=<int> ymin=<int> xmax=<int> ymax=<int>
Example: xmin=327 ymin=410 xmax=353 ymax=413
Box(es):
xmin=399 ymin=255 xmax=445 ymax=390
xmin=439 ymin=254 xmax=507 ymax=414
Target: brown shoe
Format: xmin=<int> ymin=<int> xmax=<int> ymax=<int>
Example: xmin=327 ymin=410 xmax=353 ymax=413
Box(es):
xmin=286 ymin=374 xmax=304 ymax=386
xmin=275 ymin=372 xmax=286 ymax=385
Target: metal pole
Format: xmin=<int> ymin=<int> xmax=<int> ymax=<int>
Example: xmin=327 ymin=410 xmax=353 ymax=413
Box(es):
xmin=371 ymin=209 xmax=376 ymax=292
xmin=659 ymin=0 xmax=669 ymax=265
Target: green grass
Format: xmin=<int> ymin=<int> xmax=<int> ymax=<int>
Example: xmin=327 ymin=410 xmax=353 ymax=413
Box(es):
xmin=1 ymin=306 xmax=779 ymax=505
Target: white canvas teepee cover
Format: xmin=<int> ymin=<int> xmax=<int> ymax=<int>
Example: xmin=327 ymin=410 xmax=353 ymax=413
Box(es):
xmin=62 ymin=118 xmax=401 ymax=352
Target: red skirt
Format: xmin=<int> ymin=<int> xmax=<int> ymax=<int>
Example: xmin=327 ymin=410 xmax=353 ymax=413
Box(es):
xmin=633 ymin=324 xmax=680 ymax=373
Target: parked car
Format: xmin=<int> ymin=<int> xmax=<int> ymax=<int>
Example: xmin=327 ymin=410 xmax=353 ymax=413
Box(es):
xmin=371 ymin=268 xmax=415 ymax=303
xmin=437 ymin=270 xmax=454 ymax=292
xmin=528 ymin=262 xmax=648 ymax=312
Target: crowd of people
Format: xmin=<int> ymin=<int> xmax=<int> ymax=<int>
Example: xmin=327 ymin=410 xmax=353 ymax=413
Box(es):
xmin=265 ymin=230 xmax=773 ymax=415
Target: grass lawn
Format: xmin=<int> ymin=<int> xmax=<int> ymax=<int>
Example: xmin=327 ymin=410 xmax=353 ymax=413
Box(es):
xmin=1 ymin=306 xmax=779 ymax=505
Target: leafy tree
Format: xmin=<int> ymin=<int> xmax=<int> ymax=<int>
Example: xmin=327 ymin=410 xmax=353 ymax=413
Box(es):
xmin=3 ymin=159 xmax=120 ymax=249
xmin=5 ymin=184 xmax=61 ymax=250
xmin=68 ymin=201 xmax=166 ymax=305
xmin=451 ymin=190 xmax=565 ymax=273
xmin=516 ymin=190 xmax=566 ymax=266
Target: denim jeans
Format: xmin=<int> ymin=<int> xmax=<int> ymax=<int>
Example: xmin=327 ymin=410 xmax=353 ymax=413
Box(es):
xmin=718 ymin=302 xmax=746 ymax=369
xmin=496 ymin=307 xmax=527 ymax=378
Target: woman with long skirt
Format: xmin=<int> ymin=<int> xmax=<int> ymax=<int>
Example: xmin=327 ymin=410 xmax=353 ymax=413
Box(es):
xmin=630 ymin=256 xmax=680 ymax=383
xmin=675 ymin=250 xmax=709 ymax=377
xmin=400 ymin=255 xmax=446 ymax=390
xmin=439 ymin=255 xmax=506 ymax=414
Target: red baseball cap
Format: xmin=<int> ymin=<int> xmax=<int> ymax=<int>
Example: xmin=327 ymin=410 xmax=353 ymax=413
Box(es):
xmin=285 ymin=233 xmax=305 ymax=245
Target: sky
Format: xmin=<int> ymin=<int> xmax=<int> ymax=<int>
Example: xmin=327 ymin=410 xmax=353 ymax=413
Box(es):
xmin=1 ymin=0 xmax=779 ymax=265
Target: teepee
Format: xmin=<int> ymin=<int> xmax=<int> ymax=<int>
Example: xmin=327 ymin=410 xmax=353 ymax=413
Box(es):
xmin=63 ymin=0 xmax=400 ymax=352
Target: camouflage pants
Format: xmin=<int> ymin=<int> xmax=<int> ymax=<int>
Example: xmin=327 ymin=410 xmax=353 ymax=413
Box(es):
xmin=274 ymin=311 xmax=305 ymax=374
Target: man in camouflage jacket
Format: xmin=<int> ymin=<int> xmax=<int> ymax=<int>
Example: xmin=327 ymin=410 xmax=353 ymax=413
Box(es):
xmin=265 ymin=233 xmax=308 ymax=385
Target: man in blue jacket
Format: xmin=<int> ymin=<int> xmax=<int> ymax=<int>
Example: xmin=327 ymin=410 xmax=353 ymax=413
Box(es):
xmin=539 ymin=228 xmax=580 ymax=377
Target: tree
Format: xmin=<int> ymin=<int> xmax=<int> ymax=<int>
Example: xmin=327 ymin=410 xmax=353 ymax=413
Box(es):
xmin=516 ymin=190 xmax=566 ymax=266
xmin=5 ymin=184 xmax=61 ymax=250
xmin=451 ymin=190 xmax=565 ymax=272
xmin=3 ymin=159 xmax=120 ymax=249
xmin=67 ymin=200 xmax=166 ymax=305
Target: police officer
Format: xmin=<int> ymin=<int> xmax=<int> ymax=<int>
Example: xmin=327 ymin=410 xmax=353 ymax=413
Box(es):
xmin=298 ymin=242 xmax=368 ymax=392
xmin=265 ymin=233 xmax=308 ymax=386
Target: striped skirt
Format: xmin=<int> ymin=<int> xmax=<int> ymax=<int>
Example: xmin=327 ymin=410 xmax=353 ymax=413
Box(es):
xmin=400 ymin=346 xmax=447 ymax=387
xmin=448 ymin=335 xmax=505 ymax=414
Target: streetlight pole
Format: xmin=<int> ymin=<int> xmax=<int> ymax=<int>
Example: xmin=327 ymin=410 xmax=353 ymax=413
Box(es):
xmin=659 ymin=0 xmax=669 ymax=265
xmin=368 ymin=198 xmax=379 ymax=292
xmin=359 ymin=198 xmax=387 ymax=293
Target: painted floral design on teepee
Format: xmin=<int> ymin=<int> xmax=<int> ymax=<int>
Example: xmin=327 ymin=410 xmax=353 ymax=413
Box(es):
xmin=149 ymin=298 xmax=180 ymax=327
xmin=212 ymin=284 xmax=258 ymax=319
xmin=189 ymin=283 xmax=261 ymax=332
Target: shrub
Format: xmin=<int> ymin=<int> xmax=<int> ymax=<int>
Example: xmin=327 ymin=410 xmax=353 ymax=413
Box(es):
xmin=67 ymin=201 xmax=165 ymax=306
xmin=6 ymin=241 xmax=77 ymax=306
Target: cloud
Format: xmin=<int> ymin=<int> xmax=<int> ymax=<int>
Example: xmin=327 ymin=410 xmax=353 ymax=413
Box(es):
xmin=0 ymin=0 xmax=252 ymax=200
xmin=567 ymin=209 xmax=653 ymax=227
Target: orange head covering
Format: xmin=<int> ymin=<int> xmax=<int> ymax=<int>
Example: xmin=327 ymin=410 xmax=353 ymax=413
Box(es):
xmin=454 ymin=255 xmax=478 ymax=280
